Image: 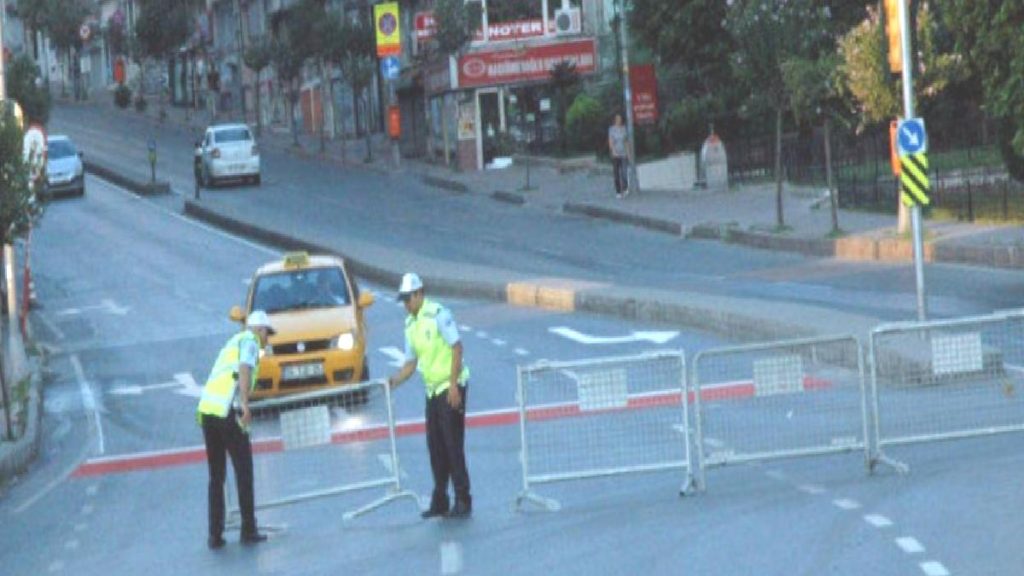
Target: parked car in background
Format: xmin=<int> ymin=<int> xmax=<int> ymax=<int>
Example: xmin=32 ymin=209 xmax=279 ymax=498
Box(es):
xmin=196 ymin=123 xmax=261 ymax=188
xmin=45 ymin=135 xmax=85 ymax=197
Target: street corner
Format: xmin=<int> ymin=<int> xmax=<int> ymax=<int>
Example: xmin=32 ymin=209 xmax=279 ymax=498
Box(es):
xmin=834 ymin=235 xmax=880 ymax=262
xmin=876 ymin=237 xmax=936 ymax=263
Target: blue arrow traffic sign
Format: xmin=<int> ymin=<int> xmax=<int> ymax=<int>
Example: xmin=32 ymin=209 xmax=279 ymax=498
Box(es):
xmin=381 ymin=56 xmax=400 ymax=81
xmin=897 ymin=117 xmax=927 ymax=156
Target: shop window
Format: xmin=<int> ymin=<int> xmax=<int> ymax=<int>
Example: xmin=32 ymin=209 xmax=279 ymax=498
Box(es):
xmin=487 ymin=0 xmax=540 ymax=24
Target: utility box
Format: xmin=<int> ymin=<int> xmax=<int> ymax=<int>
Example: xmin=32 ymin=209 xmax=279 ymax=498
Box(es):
xmin=700 ymin=131 xmax=729 ymax=191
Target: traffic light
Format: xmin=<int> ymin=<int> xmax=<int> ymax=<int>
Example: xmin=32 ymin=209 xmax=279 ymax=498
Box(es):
xmin=884 ymin=0 xmax=904 ymax=73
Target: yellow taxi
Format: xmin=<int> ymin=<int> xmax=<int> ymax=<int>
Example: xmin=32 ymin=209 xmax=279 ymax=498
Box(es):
xmin=231 ymin=252 xmax=374 ymax=400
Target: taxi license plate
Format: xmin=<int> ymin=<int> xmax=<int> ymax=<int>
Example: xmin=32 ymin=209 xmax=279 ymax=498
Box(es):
xmin=282 ymin=362 xmax=324 ymax=381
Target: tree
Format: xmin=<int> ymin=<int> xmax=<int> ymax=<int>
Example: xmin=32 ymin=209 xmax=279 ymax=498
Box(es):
xmin=243 ymin=36 xmax=273 ymax=137
xmin=6 ymin=55 xmax=52 ymax=126
xmin=728 ymin=0 xmax=832 ymax=230
xmin=286 ymin=0 xmax=331 ymax=152
xmin=0 ymin=109 xmax=44 ymax=250
xmin=15 ymin=0 xmax=51 ymax=62
xmin=135 ymin=0 xmax=201 ymax=116
xmin=940 ymin=0 xmax=1024 ymax=181
xmin=271 ymin=36 xmax=305 ymax=148
xmin=46 ymin=0 xmax=90 ymax=98
xmin=628 ymin=0 xmax=733 ymax=100
xmin=334 ymin=15 xmax=377 ymax=162
xmin=550 ymin=61 xmax=580 ymax=156
xmin=432 ymin=0 xmax=483 ymax=166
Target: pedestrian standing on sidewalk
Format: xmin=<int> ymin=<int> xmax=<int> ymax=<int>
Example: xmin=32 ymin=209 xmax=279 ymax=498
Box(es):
xmin=609 ymin=113 xmax=630 ymax=198
xmin=196 ymin=310 xmax=275 ymax=549
xmin=387 ymin=273 xmax=473 ymax=519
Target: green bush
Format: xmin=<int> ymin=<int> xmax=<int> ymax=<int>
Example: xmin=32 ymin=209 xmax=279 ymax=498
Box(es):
xmin=665 ymin=96 xmax=715 ymax=152
xmin=566 ymin=94 xmax=607 ymax=155
xmin=6 ymin=55 xmax=51 ymax=126
xmin=114 ymin=85 xmax=132 ymax=109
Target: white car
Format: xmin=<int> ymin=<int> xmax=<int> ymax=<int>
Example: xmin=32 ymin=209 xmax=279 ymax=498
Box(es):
xmin=45 ymin=135 xmax=85 ymax=197
xmin=196 ymin=123 xmax=260 ymax=187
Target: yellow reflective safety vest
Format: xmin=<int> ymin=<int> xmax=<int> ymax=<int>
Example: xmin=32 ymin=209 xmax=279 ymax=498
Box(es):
xmin=405 ymin=299 xmax=469 ymax=398
xmin=197 ymin=330 xmax=260 ymax=419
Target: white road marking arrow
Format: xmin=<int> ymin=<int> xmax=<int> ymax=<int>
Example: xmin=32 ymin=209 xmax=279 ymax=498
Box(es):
xmin=109 ymin=382 xmax=182 ymax=396
xmin=173 ymin=373 xmax=203 ymax=398
xmin=379 ymin=346 xmax=407 ymax=368
xmin=108 ymin=372 xmax=202 ymax=397
xmin=548 ymin=326 xmax=679 ymax=345
xmin=56 ymin=299 xmax=130 ymax=317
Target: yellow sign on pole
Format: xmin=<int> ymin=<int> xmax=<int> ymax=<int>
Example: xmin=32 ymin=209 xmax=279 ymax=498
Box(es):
xmin=900 ymin=153 xmax=930 ymax=207
xmin=884 ymin=0 xmax=905 ymax=73
xmin=374 ymin=2 xmax=401 ymax=58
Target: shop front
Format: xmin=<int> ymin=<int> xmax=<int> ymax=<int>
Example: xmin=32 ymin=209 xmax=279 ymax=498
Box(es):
xmin=426 ymin=38 xmax=597 ymax=172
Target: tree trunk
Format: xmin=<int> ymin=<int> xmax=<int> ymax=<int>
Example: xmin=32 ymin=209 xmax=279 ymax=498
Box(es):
xmin=318 ymin=60 xmax=327 ymax=154
xmin=824 ymin=116 xmax=839 ymax=234
xmin=775 ymin=107 xmax=785 ymax=229
xmin=362 ymin=94 xmax=373 ymax=162
xmin=254 ymin=70 xmax=262 ymax=137
xmin=441 ymin=99 xmax=451 ymax=167
xmin=289 ymin=85 xmax=300 ymax=148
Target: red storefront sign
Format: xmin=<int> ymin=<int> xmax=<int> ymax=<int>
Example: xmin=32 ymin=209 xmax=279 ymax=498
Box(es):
xmin=415 ymin=12 xmax=436 ymax=40
xmin=458 ymin=39 xmax=597 ymax=88
xmin=630 ymin=64 xmax=659 ymax=125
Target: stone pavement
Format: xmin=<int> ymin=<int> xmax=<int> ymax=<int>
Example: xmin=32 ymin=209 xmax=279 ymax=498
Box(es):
xmin=83 ymin=93 xmax=1024 ymax=270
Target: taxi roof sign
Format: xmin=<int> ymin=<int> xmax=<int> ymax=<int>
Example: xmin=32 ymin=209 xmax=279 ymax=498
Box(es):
xmin=283 ymin=251 xmax=310 ymax=268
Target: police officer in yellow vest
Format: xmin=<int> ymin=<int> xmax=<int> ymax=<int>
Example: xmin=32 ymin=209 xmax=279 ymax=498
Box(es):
xmin=197 ymin=310 xmax=274 ymax=548
xmin=387 ymin=273 xmax=472 ymax=519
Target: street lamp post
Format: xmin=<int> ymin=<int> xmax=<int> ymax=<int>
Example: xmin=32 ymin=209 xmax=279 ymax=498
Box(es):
xmin=617 ymin=0 xmax=640 ymax=196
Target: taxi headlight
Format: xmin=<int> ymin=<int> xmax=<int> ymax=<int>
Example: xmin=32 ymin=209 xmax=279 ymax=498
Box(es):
xmin=333 ymin=332 xmax=355 ymax=351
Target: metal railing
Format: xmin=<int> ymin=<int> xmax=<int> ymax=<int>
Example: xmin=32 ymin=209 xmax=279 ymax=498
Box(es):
xmin=514 ymin=351 xmax=692 ymax=511
xmin=692 ymin=335 xmax=869 ymax=490
xmin=227 ymin=378 xmax=420 ymax=525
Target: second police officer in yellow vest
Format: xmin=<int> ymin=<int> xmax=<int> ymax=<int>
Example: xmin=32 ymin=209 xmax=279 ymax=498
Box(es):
xmin=388 ymin=273 xmax=473 ymax=519
xmin=197 ymin=310 xmax=275 ymax=548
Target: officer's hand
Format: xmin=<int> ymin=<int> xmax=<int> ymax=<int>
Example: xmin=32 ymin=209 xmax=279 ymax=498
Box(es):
xmin=447 ymin=385 xmax=462 ymax=410
xmin=241 ymin=405 xmax=252 ymax=428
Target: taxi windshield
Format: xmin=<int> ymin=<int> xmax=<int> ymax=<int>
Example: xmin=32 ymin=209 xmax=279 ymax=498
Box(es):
xmin=251 ymin=267 xmax=351 ymax=313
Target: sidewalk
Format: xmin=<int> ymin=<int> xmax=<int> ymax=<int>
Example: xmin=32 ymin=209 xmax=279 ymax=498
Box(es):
xmin=95 ymin=92 xmax=1024 ymax=270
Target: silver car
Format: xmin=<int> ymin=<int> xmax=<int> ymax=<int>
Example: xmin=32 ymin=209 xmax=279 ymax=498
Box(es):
xmin=45 ymin=135 xmax=85 ymax=197
xmin=196 ymin=123 xmax=261 ymax=187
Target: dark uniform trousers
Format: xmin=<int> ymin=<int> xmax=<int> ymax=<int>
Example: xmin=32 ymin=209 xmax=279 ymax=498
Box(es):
xmin=202 ymin=410 xmax=257 ymax=538
xmin=426 ymin=384 xmax=471 ymax=508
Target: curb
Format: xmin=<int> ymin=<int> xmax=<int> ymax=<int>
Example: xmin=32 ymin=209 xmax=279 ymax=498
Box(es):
xmin=421 ymin=175 xmax=469 ymax=194
xmin=563 ymin=202 xmax=683 ymax=236
xmin=491 ymin=190 xmax=526 ymax=205
xmin=84 ymin=161 xmax=170 ymax=196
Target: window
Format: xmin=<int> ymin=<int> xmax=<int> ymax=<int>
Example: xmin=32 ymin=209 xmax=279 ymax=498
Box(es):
xmin=252 ymin=268 xmax=351 ymax=313
xmin=214 ymin=128 xmax=253 ymax=143
xmin=47 ymin=140 xmax=77 ymax=159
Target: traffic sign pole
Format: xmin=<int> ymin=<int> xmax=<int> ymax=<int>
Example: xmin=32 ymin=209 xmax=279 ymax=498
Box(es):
xmin=899 ymin=0 xmax=927 ymax=321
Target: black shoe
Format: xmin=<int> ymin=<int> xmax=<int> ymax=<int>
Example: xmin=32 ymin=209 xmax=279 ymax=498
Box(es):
xmin=207 ymin=536 xmax=226 ymax=550
xmin=448 ymin=500 xmax=472 ymax=518
xmin=421 ymin=506 xmax=448 ymax=519
xmin=240 ymin=532 xmax=268 ymax=545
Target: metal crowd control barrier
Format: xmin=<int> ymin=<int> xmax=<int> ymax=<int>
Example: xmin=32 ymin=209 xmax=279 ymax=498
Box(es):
xmin=227 ymin=378 xmax=420 ymax=525
xmin=514 ymin=351 xmax=691 ymax=511
xmin=692 ymin=335 xmax=868 ymax=490
xmin=869 ymin=310 xmax=1024 ymax=473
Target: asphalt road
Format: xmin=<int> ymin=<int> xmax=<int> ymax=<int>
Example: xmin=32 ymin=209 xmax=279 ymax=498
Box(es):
xmin=1 ymin=171 xmax=1022 ymax=575
xmin=49 ymin=105 xmax=1024 ymax=325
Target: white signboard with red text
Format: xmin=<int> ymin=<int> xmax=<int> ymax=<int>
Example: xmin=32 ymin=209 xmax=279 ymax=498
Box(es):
xmin=457 ymin=39 xmax=597 ymax=88
xmin=415 ymin=12 xmax=564 ymax=43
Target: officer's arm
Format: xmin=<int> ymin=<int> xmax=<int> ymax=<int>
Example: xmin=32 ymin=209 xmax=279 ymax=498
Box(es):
xmin=389 ymin=359 xmax=417 ymax=389
xmin=449 ymin=341 xmax=463 ymax=390
xmin=238 ymin=362 xmax=253 ymax=426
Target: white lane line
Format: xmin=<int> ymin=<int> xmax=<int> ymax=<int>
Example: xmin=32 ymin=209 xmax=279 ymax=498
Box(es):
xmin=64 ymin=539 xmax=80 ymax=550
xmin=919 ymin=561 xmax=950 ymax=576
xmin=74 ymin=523 xmax=88 ymax=533
xmin=896 ymin=537 xmax=925 ymax=554
xmin=864 ymin=514 xmax=893 ymax=528
xmin=38 ymin=313 xmax=66 ymax=341
xmin=459 ymin=325 xmax=472 ymax=332
xmin=491 ymin=338 xmax=506 ymax=347
xmin=72 ymin=355 xmax=105 ymax=455
xmin=440 ymin=540 xmax=464 ymax=575
xmin=475 ymin=331 xmax=488 ymax=339
xmin=514 ymin=348 xmax=530 ymax=356
xmin=797 ymin=484 xmax=826 ymax=495
xmin=833 ymin=498 xmax=861 ymax=510
xmin=703 ymin=437 xmax=725 ymax=448
xmin=81 ymin=504 xmax=94 ymax=516
xmin=85 ymin=484 xmax=99 ymax=497
xmin=48 ymin=560 xmax=64 ymax=573
xmin=765 ymin=470 xmax=787 ymax=481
